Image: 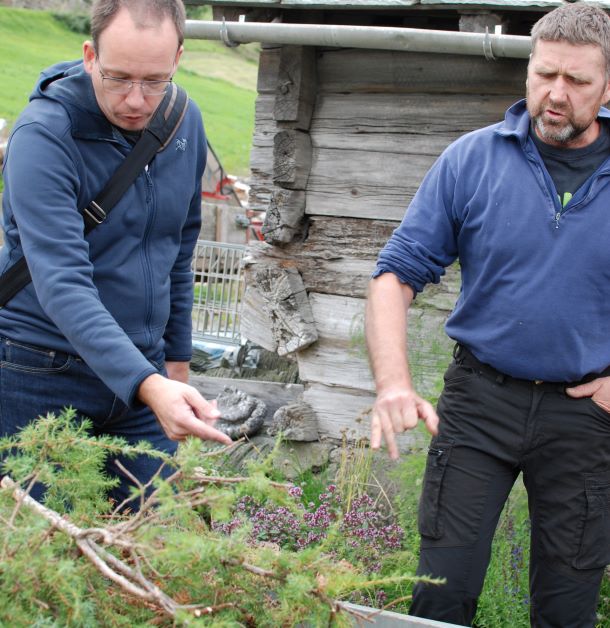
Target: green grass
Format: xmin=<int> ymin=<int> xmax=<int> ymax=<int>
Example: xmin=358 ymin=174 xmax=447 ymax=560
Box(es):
xmin=0 ymin=7 xmax=257 ymax=175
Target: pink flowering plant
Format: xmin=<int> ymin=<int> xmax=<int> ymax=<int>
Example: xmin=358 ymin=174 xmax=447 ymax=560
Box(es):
xmin=213 ymin=482 xmax=404 ymax=577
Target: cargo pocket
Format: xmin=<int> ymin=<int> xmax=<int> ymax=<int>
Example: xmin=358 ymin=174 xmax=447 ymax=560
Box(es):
xmin=418 ymin=439 xmax=454 ymax=539
xmin=573 ymin=473 xmax=610 ymax=570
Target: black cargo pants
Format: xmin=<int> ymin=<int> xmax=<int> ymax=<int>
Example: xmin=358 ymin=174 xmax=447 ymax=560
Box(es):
xmin=409 ymin=346 xmax=610 ymax=627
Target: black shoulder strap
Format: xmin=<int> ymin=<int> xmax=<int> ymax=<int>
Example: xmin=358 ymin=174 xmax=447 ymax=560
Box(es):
xmin=0 ymin=83 xmax=188 ymax=307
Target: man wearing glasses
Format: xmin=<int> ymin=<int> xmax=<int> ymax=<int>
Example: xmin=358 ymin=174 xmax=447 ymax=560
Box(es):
xmin=0 ymin=0 xmax=232 ymax=507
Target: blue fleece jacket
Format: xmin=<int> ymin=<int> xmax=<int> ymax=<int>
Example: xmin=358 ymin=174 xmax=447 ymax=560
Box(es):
xmin=374 ymin=99 xmax=610 ymax=382
xmin=0 ymin=61 xmax=206 ymax=405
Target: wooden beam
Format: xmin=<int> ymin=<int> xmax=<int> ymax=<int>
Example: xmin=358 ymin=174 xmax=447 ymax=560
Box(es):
xmin=241 ymin=256 xmax=319 ymax=355
xmin=243 ymin=220 xmax=461 ymax=302
xmin=256 ymin=47 xmax=281 ymax=95
xmin=274 ymin=46 xmax=317 ymax=130
xmin=317 ymin=49 xmax=527 ymax=95
xmin=296 ymin=292 xmax=454 ymax=400
xmin=240 ymin=283 xmax=278 ymax=351
xmin=262 ymin=188 xmax=306 ymax=244
xmin=253 ymin=90 xmax=518 ymax=220
xmin=303 ymin=382 xmax=428 ymax=449
xmin=273 ymin=129 xmax=312 ymax=189
xmin=459 ymin=11 xmax=508 ymax=34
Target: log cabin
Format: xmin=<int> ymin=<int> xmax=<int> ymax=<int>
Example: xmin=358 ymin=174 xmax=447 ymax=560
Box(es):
xmin=187 ymin=0 xmax=605 ymax=450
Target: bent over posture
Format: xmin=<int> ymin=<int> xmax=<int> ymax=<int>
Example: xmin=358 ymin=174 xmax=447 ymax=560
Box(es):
xmin=366 ymin=3 xmax=610 ymax=626
xmin=0 ymin=0 xmax=231 ymax=505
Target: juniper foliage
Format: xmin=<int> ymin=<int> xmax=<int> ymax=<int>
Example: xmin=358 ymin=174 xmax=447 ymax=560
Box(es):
xmin=0 ymin=410 xmax=421 ymax=626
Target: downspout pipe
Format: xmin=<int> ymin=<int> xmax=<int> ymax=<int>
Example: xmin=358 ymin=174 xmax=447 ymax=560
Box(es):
xmin=185 ymin=20 xmax=532 ymax=60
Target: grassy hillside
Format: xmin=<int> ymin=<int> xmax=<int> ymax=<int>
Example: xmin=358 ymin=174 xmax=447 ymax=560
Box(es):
xmin=0 ymin=7 xmax=257 ymax=175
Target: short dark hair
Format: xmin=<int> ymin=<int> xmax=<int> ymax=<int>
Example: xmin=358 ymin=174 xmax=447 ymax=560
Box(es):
xmin=531 ymin=3 xmax=610 ymax=77
xmin=90 ymin=0 xmax=186 ymax=51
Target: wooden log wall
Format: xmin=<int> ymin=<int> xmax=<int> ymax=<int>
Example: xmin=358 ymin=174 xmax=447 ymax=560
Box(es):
xmin=244 ymin=44 xmax=528 ymax=447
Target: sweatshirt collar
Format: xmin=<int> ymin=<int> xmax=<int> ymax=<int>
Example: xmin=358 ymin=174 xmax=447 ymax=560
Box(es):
xmin=496 ymin=98 xmax=610 ymax=146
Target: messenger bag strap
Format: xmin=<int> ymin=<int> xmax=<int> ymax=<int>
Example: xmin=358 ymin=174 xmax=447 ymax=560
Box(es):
xmin=0 ymin=82 xmax=188 ymax=307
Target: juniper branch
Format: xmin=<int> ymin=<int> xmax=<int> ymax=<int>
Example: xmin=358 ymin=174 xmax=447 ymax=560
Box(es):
xmin=191 ymin=468 xmax=292 ymax=490
xmin=0 ymin=476 xmax=185 ymax=618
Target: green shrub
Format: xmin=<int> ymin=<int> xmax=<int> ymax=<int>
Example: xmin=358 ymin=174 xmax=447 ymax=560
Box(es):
xmin=0 ymin=410 xmax=420 ymax=625
xmin=51 ymin=11 xmax=90 ymax=35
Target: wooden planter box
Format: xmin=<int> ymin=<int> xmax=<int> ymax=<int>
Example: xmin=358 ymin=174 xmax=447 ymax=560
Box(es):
xmin=344 ymin=603 xmax=463 ymax=627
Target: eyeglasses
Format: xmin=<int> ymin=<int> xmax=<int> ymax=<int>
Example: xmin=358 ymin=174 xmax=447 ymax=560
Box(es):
xmin=97 ymin=63 xmax=173 ymax=96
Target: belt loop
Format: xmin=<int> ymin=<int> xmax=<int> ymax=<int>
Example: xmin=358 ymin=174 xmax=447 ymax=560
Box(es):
xmin=453 ymin=343 xmax=464 ymax=364
xmin=496 ymin=373 xmax=506 ymax=384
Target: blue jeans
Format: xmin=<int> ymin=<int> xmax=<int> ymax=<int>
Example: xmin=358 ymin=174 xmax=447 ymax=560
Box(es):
xmin=0 ymin=336 xmax=177 ymax=507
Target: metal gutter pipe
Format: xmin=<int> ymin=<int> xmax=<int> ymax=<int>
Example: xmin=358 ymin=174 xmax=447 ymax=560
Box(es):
xmin=185 ymin=20 xmax=532 ymax=60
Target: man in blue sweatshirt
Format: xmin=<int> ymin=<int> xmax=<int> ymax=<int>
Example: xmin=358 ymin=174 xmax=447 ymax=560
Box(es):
xmin=0 ymin=0 xmax=232 ymax=506
xmin=366 ymin=3 xmax=610 ymax=626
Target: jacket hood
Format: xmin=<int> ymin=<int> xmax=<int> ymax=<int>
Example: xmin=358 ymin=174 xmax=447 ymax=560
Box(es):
xmin=30 ymin=60 xmax=115 ymax=140
xmin=496 ymin=98 xmax=610 ymax=146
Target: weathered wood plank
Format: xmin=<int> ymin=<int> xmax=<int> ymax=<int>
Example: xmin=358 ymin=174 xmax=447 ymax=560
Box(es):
xmin=459 ymin=11 xmax=507 ymax=33
xmin=288 ymin=215 xmax=394 ymax=260
xmin=279 ymin=0 xmax=419 ymax=5
xmin=200 ymin=0 xmax=559 ymax=7
xmin=420 ymin=0 xmax=559 ymax=7
xmin=252 ymin=78 xmax=518 ymax=219
xmin=311 ymin=92 xmax=517 ymax=146
xmin=296 ymin=292 xmax=454 ymax=400
xmin=262 ymin=188 xmax=306 ymax=243
xmin=211 ymin=5 xmax=280 ymax=24
xmin=249 ymin=92 xmax=276 ymax=211
xmin=273 ymin=129 xmax=313 ymax=188
xmin=307 ymin=145 xmax=424 ymax=221
xmin=296 ymin=293 xmax=375 ymax=392
xmin=303 ymin=382 xmax=427 ymax=449
xmin=255 ymin=91 xmax=515 ymax=161
xmin=242 ymin=224 xmax=461 ymax=302
xmin=240 ymin=283 xmax=277 ymax=351
xmin=189 ymin=374 xmax=305 ymax=428
xmin=274 ymin=45 xmax=317 ymax=129
xmin=259 ymin=264 xmax=318 ymax=355
xmin=247 ymin=179 xmax=273 ymax=213
xmin=317 ymin=49 xmax=527 ymax=94
xmin=246 ymin=240 xmax=377 ymax=299
xmin=242 ymin=263 xmax=318 ymax=355
xmin=257 ymin=47 xmax=281 ymax=94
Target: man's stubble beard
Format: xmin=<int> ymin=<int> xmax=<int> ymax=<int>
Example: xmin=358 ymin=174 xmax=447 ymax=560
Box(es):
xmin=532 ymin=112 xmax=584 ymax=144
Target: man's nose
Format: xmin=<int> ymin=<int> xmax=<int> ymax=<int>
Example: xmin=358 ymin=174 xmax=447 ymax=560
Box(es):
xmin=549 ymin=77 xmax=568 ymax=103
xmin=124 ymin=84 xmax=146 ymax=108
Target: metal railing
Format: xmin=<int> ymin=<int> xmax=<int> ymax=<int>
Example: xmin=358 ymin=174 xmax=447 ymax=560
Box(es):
xmin=191 ymin=240 xmax=246 ymax=345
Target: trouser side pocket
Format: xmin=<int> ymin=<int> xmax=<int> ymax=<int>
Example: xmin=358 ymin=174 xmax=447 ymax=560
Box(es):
xmin=573 ymin=472 xmax=610 ymax=570
xmin=418 ymin=439 xmax=454 ymax=540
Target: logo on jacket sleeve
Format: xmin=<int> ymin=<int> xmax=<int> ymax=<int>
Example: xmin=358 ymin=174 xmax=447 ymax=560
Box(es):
xmin=175 ymin=138 xmax=187 ymax=152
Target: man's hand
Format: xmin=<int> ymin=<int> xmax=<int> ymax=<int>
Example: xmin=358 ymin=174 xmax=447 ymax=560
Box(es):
xmin=138 ymin=373 xmax=232 ymax=445
xmin=566 ymin=375 xmax=610 ymax=414
xmin=371 ymin=386 xmax=439 ymax=460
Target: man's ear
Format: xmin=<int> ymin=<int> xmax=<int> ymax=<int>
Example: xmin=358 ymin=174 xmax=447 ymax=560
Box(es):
xmin=174 ymin=44 xmax=184 ymax=70
xmin=83 ymin=40 xmax=96 ymax=74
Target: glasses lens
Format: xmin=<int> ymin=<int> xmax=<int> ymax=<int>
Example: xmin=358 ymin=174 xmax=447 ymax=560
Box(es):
xmin=141 ymin=81 xmax=170 ymax=96
xmin=103 ymin=77 xmax=131 ymax=94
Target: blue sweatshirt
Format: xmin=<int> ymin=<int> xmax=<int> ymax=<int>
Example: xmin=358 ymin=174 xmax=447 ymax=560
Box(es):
xmin=0 ymin=61 xmax=206 ymax=404
xmin=374 ymin=99 xmax=610 ymax=382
